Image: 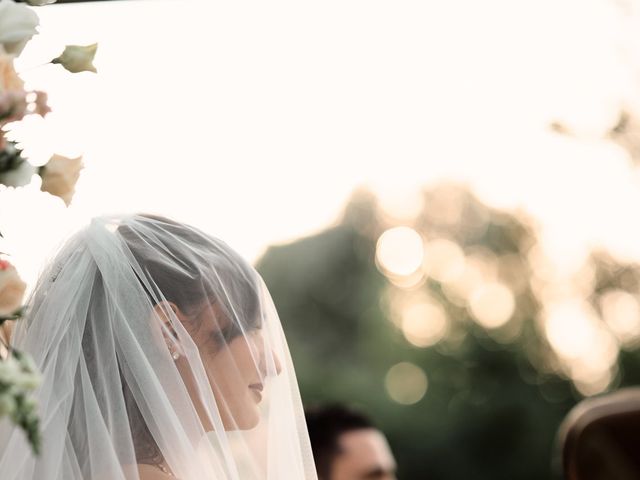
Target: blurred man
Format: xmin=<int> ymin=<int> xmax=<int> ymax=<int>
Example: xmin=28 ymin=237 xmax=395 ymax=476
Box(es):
xmin=305 ymin=404 xmax=397 ymax=480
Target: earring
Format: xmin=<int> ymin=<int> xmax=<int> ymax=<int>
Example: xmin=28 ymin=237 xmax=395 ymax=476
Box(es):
xmin=171 ymin=350 xmax=180 ymax=361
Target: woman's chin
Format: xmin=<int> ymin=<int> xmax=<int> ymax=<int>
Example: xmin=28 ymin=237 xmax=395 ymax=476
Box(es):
xmin=217 ymin=406 xmax=260 ymax=431
xmin=233 ymin=411 xmax=261 ymax=430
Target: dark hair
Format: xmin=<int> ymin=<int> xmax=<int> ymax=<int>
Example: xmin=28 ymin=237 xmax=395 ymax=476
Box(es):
xmin=305 ymin=404 xmax=375 ymax=479
xmin=118 ymin=214 xmax=260 ymax=323
xmin=84 ymin=214 xmax=260 ymax=468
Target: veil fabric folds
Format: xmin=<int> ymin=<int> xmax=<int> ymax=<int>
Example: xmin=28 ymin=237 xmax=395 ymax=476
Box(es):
xmin=0 ymin=214 xmax=317 ymax=480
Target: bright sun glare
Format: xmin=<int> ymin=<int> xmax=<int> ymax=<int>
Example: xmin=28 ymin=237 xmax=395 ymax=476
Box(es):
xmin=4 ymin=4 xmax=640 ymax=398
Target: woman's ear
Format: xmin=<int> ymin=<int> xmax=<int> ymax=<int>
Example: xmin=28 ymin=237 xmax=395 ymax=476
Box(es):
xmin=152 ymin=301 xmax=180 ymax=324
xmin=152 ymin=301 xmax=184 ymax=359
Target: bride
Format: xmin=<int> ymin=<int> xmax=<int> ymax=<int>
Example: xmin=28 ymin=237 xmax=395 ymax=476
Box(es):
xmin=0 ymin=214 xmax=317 ymax=479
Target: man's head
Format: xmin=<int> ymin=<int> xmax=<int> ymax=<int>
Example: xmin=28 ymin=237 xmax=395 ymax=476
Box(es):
xmin=305 ymin=405 xmax=397 ymax=480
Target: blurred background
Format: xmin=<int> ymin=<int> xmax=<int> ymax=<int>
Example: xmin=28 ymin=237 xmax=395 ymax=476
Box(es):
xmin=3 ymin=0 xmax=640 ymax=478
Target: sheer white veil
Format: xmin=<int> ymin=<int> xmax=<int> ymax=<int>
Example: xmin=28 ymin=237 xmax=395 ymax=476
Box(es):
xmin=0 ymin=214 xmax=317 ymax=480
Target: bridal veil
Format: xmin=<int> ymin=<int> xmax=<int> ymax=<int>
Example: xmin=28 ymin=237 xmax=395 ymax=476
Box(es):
xmin=0 ymin=214 xmax=317 ymax=479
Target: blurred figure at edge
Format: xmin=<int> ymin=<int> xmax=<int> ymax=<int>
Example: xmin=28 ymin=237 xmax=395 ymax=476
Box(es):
xmin=305 ymin=404 xmax=397 ymax=480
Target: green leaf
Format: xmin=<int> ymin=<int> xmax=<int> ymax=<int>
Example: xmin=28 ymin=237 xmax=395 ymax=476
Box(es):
xmin=12 ymin=394 xmax=41 ymax=455
xmin=0 ymin=307 xmax=24 ymax=325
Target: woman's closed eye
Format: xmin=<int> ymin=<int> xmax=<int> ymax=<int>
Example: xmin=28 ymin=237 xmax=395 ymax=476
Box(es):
xmin=210 ymin=328 xmax=229 ymax=346
xmin=210 ymin=324 xmax=239 ymax=347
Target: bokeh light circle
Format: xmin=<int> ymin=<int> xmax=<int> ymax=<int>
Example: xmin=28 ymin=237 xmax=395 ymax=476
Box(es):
xmin=385 ymin=362 xmax=428 ymax=405
xmin=545 ymin=300 xmax=600 ymax=359
xmin=422 ymin=238 xmax=465 ymax=284
xmin=600 ymin=290 xmax=640 ymax=344
xmin=376 ymin=227 xmax=424 ymax=276
xmin=401 ymin=301 xmax=448 ymax=347
xmin=469 ymin=282 xmax=515 ymax=329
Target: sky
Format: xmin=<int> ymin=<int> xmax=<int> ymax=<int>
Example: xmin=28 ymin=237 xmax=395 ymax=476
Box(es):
xmin=3 ymin=0 xmax=640 ymax=289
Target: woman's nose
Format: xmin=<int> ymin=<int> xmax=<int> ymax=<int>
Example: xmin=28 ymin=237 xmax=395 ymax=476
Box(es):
xmin=257 ymin=346 xmax=282 ymax=379
xmin=251 ymin=331 xmax=283 ymax=378
xmin=272 ymin=349 xmax=283 ymax=377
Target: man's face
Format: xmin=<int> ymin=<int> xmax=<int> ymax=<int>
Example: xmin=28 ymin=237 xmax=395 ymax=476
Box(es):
xmin=330 ymin=428 xmax=397 ymax=480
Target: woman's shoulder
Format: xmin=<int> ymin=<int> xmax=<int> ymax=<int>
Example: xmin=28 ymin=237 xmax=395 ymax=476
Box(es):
xmin=137 ymin=463 xmax=176 ymax=480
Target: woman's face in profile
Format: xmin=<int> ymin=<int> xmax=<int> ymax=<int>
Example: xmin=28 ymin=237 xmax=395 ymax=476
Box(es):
xmin=174 ymin=300 xmax=282 ymax=431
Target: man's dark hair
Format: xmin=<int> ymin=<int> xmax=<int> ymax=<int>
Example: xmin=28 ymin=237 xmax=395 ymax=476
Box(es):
xmin=305 ymin=404 xmax=375 ymax=479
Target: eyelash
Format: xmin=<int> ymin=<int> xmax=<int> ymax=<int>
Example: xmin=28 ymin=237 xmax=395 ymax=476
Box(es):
xmin=211 ymin=325 xmax=237 ymax=346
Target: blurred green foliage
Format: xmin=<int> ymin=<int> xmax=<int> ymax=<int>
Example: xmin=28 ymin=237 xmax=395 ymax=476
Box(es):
xmin=256 ymin=185 xmax=640 ymax=480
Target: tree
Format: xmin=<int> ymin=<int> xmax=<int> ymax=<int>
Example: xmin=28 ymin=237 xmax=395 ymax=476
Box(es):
xmin=257 ymin=184 xmax=640 ymax=479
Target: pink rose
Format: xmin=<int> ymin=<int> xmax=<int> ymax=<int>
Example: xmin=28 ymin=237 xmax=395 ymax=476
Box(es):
xmin=0 ymin=260 xmax=26 ymax=317
xmin=0 ymin=90 xmax=27 ymax=124
xmin=0 ymin=52 xmax=24 ymax=92
xmin=40 ymin=154 xmax=84 ymax=206
xmin=33 ymin=90 xmax=50 ymax=117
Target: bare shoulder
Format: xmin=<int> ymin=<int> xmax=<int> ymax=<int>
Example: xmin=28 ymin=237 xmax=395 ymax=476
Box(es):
xmin=137 ymin=463 xmax=175 ymax=480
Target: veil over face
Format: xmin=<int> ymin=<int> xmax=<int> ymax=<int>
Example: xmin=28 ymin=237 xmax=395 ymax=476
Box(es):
xmin=0 ymin=214 xmax=317 ymax=480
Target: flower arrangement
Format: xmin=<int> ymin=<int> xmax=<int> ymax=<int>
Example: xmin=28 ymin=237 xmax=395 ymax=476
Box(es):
xmin=0 ymin=258 xmax=40 ymax=453
xmin=0 ymin=0 xmax=98 ymax=454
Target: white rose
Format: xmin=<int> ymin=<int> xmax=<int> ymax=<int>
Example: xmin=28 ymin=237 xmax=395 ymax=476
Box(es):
xmin=0 ymin=355 xmax=22 ymax=385
xmin=52 ymin=44 xmax=98 ymax=74
xmin=13 ymin=369 xmax=40 ymax=390
xmin=0 ymin=52 xmax=24 ymax=92
xmin=0 ymin=0 xmax=39 ymax=56
xmin=0 ymin=392 xmax=17 ymax=416
xmin=17 ymin=352 xmax=37 ymax=375
xmin=0 ymin=260 xmax=26 ymax=317
xmin=39 ymin=154 xmax=83 ymax=206
xmin=0 ymin=159 xmax=36 ymax=187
